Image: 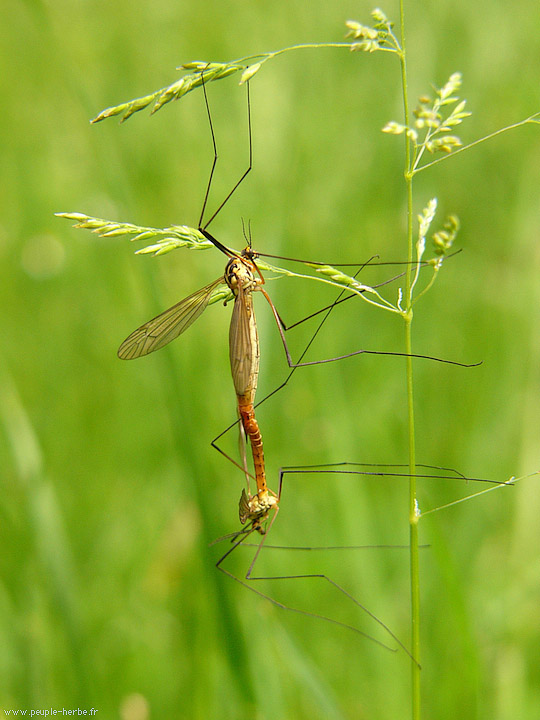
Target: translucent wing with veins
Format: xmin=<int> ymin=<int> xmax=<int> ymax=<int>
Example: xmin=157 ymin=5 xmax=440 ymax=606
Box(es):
xmin=118 ymin=276 xmax=225 ymax=359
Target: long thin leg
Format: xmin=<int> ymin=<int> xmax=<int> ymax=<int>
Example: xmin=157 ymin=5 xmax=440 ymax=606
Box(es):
xmin=276 ymin=463 xmax=506 ymax=488
xmin=260 ymin=285 xmax=479 ymax=372
xmin=210 ymin=265 xmax=479 ymax=457
xmin=213 ymin=459 xmax=509 ymax=659
xmin=257 ymin=256 xmax=478 ymax=415
xmin=215 ymin=465 xmax=449 ymax=664
xmin=198 ymin=75 xmax=253 ymax=232
xmin=214 ymin=506 xmax=412 ymax=659
xmin=256 ymin=247 xmax=463 ymax=268
xmin=198 ymin=71 xmax=219 ymax=231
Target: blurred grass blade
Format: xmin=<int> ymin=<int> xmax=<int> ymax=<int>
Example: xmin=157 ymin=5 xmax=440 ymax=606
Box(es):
xmin=0 ymin=359 xmax=88 ymax=700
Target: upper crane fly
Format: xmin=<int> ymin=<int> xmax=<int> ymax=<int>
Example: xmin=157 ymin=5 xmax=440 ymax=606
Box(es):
xmin=117 ymin=228 xmax=279 ymax=532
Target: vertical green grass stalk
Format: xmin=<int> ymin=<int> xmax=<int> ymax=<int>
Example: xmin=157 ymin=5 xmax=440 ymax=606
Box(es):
xmin=405 ymin=304 xmax=421 ymax=719
xmin=398 ymin=2 xmax=421 ymax=716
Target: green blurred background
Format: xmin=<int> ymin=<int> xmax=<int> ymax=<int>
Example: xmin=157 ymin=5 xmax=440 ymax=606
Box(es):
xmin=1 ymin=1 xmax=540 ymax=718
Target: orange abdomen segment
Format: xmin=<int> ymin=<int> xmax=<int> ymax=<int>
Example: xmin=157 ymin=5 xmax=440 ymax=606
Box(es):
xmin=238 ymin=401 xmax=267 ymax=495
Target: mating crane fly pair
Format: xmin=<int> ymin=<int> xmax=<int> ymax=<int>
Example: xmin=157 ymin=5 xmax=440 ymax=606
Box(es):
xmin=115 ymin=73 xmax=471 ymax=542
xmin=83 ymin=70 xmax=491 ymax=660
xmin=116 ymin=75 xmax=284 ymax=534
xmin=118 ymin=225 xmax=279 ymax=533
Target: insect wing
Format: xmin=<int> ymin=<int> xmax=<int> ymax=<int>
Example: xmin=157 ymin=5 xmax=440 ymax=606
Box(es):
xmin=118 ymin=276 xmax=225 ymax=359
xmin=229 ymin=286 xmax=258 ymax=396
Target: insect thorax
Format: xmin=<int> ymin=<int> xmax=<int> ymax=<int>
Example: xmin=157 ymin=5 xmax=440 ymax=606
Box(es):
xmin=238 ymin=488 xmax=278 ymax=534
xmin=225 ymin=256 xmax=259 ymax=294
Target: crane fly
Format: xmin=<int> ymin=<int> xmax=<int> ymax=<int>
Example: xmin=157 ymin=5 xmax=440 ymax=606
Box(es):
xmin=212 ymin=461 xmax=503 ymax=658
xmin=118 ymin=231 xmax=280 ymax=525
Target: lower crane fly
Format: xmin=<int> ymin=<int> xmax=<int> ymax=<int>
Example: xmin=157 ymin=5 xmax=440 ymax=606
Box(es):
xmin=117 ymin=230 xmax=278 ymax=531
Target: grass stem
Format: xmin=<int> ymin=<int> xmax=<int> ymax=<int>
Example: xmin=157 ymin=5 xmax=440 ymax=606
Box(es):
xmin=399 ymin=1 xmax=422 ymax=716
